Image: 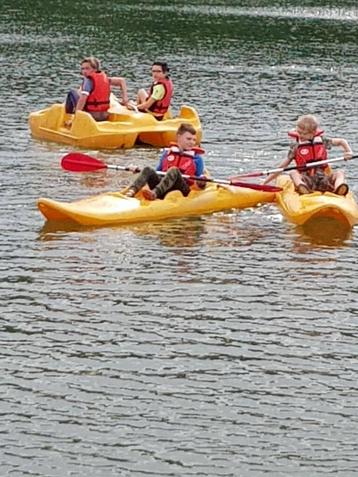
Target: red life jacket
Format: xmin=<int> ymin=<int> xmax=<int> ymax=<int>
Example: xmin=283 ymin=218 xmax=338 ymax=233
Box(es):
xmin=161 ymin=144 xmax=205 ymax=179
xmin=148 ymin=78 xmax=173 ymax=118
xmin=84 ymin=71 xmax=110 ymax=112
xmin=288 ymin=129 xmax=328 ymax=175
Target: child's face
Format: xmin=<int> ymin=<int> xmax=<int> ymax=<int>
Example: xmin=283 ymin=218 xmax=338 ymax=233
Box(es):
xmin=177 ymin=131 xmax=197 ymax=150
xmin=151 ymin=65 xmax=165 ymax=82
xmin=80 ymin=62 xmax=96 ymax=78
xmin=296 ymin=126 xmax=316 ymax=141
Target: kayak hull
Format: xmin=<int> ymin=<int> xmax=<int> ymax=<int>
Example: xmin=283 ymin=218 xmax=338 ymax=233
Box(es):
xmin=276 ymin=175 xmax=358 ymax=227
xmin=29 ymin=98 xmax=202 ymax=150
xmin=37 ymin=184 xmax=275 ymax=227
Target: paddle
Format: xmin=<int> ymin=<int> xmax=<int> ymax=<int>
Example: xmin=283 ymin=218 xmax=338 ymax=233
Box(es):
xmin=61 ymin=152 xmax=282 ymax=192
xmin=229 ymin=155 xmax=356 ymax=181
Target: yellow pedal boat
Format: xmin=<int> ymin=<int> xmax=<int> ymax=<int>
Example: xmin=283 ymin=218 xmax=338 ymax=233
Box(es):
xmin=276 ymin=175 xmax=358 ymax=227
xmin=37 ymin=184 xmax=275 ymax=227
xmin=29 ymin=97 xmax=202 ymax=150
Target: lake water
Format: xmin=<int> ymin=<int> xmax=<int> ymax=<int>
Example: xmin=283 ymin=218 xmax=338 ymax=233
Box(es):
xmin=1 ymin=1 xmax=358 ymax=476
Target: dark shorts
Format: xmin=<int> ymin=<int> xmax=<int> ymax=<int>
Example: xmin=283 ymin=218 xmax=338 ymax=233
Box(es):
xmin=301 ymin=172 xmax=335 ymax=193
xmin=65 ymin=89 xmax=108 ymax=121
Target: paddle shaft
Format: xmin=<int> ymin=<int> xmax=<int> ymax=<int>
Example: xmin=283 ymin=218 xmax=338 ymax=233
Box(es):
xmin=61 ymin=152 xmax=282 ymax=192
xmin=106 ymin=163 xmax=245 ymax=187
xmin=94 ymin=162 xmax=282 ymax=190
xmin=262 ymin=155 xmax=356 ymax=176
xmin=234 ymin=154 xmax=356 ymax=179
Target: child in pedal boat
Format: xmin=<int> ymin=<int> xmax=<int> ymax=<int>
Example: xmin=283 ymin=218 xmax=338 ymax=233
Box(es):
xmin=264 ymin=114 xmax=352 ymax=195
xmin=125 ymin=123 xmax=206 ymax=200
xmin=65 ymin=56 xmax=129 ymax=122
xmin=132 ymin=62 xmax=173 ymax=121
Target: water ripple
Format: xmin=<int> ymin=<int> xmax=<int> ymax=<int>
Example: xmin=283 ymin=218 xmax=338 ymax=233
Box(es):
xmin=1 ymin=1 xmax=358 ymax=476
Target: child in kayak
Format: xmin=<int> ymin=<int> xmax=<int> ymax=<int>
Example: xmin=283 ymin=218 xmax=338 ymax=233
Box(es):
xmin=264 ymin=114 xmax=352 ymax=195
xmin=125 ymin=123 xmax=206 ymax=200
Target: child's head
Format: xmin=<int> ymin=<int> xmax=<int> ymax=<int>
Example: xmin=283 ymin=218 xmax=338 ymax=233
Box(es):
xmin=176 ymin=123 xmax=197 ymax=150
xmin=151 ymin=61 xmax=170 ymax=80
xmin=295 ymin=114 xmax=320 ymax=140
xmin=80 ymin=57 xmax=101 ymax=76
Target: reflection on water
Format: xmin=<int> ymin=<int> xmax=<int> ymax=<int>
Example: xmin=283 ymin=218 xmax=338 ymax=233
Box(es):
xmin=128 ymin=217 xmax=207 ymax=249
xmin=38 ymin=220 xmax=92 ymax=238
xmin=39 ymin=215 xmax=208 ymax=249
xmin=38 ymin=206 xmax=273 ymax=250
xmin=297 ymin=218 xmax=353 ymax=248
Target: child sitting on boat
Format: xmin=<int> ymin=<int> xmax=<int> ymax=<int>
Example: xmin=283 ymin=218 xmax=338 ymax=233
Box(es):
xmin=65 ymin=56 xmax=129 ymax=122
xmin=125 ymin=123 xmax=206 ymax=200
xmin=130 ymin=61 xmax=173 ymax=121
xmin=264 ymin=114 xmax=352 ymax=195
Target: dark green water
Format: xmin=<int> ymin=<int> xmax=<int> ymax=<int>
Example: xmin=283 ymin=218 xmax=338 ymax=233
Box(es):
xmin=1 ymin=2 xmax=358 ymax=476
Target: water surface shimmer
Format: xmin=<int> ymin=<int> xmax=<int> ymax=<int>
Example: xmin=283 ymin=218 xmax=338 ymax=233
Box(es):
xmin=1 ymin=1 xmax=358 ymax=475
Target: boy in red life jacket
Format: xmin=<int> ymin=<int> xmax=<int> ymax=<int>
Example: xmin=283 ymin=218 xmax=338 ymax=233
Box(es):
xmin=125 ymin=123 xmax=206 ymax=200
xmin=263 ymin=115 xmax=352 ymax=195
xmin=65 ymin=56 xmax=129 ymax=122
xmin=133 ymin=62 xmax=173 ymax=120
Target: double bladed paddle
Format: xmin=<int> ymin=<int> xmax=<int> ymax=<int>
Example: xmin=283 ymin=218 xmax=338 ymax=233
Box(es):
xmin=229 ymin=155 xmax=356 ymax=181
xmin=61 ymin=152 xmax=282 ymax=193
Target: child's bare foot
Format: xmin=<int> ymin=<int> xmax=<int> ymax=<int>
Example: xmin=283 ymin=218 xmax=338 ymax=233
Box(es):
xmin=142 ymin=189 xmax=157 ymax=200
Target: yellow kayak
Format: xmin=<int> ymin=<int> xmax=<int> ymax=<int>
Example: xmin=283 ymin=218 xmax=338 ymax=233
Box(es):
xmin=276 ymin=175 xmax=358 ymax=227
xmin=29 ymin=97 xmax=202 ymax=150
xmin=37 ymin=184 xmax=275 ymax=227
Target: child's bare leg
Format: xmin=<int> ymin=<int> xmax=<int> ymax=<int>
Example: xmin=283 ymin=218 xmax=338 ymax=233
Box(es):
xmin=137 ymin=89 xmax=148 ymax=105
xmin=331 ymin=170 xmax=349 ymax=195
xmin=331 ymin=170 xmax=345 ymax=189
xmin=290 ymin=170 xmax=302 ymax=187
xmin=290 ymin=170 xmax=310 ymax=194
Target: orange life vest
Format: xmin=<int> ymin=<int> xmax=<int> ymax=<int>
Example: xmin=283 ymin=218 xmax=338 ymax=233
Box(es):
xmin=161 ymin=144 xmax=205 ymax=180
xmin=85 ymin=71 xmax=110 ymax=113
xmin=148 ymin=78 xmax=173 ymax=118
xmin=289 ymin=129 xmax=328 ymax=175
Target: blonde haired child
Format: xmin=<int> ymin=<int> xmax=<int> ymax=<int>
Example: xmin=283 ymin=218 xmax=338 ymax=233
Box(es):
xmin=264 ymin=114 xmax=352 ymax=195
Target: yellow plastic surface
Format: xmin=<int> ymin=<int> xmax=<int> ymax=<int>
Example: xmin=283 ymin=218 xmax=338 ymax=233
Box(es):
xmin=276 ymin=175 xmax=358 ymax=227
xmin=29 ymin=96 xmax=202 ymax=149
xmin=37 ymin=183 xmax=275 ymax=227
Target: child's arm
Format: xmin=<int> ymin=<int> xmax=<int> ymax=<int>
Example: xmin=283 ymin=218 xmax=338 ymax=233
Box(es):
xmin=331 ymin=137 xmax=353 ymax=160
xmin=263 ymin=151 xmax=293 ymax=184
xmin=156 ymin=150 xmax=166 ymax=172
xmin=109 ymin=77 xmax=129 ymax=105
